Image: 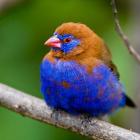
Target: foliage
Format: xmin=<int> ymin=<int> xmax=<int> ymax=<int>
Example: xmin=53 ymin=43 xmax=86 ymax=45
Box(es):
xmin=0 ymin=0 xmax=136 ymax=140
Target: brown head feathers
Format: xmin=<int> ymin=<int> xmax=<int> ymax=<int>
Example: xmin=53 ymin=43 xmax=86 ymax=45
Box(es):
xmin=45 ymin=22 xmax=119 ymax=76
xmin=55 ymin=22 xmax=93 ymax=39
xmin=50 ymin=22 xmax=111 ymax=62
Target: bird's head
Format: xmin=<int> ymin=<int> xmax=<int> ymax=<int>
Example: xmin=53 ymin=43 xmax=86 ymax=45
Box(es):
xmin=44 ymin=22 xmax=106 ymax=59
xmin=44 ymin=32 xmax=80 ymax=53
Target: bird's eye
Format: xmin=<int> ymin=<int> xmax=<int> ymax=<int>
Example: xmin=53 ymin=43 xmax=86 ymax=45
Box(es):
xmin=63 ymin=38 xmax=72 ymax=43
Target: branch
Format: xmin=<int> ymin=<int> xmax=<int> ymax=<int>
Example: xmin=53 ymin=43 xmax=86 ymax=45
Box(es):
xmin=0 ymin=0 xmax=24 ymax=12
xmin=111 ymin=0 xmax=140 ymax=64
xmin=0 ymin=83 xmax=140 ymax=140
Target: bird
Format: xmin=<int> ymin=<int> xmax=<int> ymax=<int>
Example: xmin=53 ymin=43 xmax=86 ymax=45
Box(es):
xmin=40 ymin=22 xmax=136 ymax=117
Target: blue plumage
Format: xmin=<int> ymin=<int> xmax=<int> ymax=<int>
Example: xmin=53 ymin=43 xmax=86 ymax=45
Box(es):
xmin=41 ymin=22 xmax=135 ymax=118
xmin=40 ymin=58 xmax=126 ymax=117
xmin=52 ymin=33 xmax=80 ymax=53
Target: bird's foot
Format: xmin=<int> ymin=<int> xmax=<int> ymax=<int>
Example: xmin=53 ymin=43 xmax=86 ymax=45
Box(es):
xmin=80 ymin=115 xmax=98 ymax=128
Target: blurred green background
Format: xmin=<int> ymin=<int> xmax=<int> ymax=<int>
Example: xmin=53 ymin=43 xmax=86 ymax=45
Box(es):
xmin=0 ymin=0 xmax=139 ymax=140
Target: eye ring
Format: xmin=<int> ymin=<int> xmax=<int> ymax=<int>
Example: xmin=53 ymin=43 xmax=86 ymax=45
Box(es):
xmin=63 ymin=38 xmax=72 ymax=43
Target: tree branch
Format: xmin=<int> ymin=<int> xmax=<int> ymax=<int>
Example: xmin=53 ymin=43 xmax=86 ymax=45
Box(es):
xmin=111 ymin=0 xmax=140 ymax=64
xmin=0 ymin=0 xmax=24 ymax=12
xmin=0 ymin=83 xmax=140 ymax=140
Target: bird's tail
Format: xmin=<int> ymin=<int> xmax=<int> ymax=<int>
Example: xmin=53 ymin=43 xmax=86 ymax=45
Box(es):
xmin=125 ymin=95 xmax=136 ymax=108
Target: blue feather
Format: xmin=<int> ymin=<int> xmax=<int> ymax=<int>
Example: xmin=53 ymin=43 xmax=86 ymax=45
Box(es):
xmin=52 ymin=33 xmax=80 ymax=53
xmin=40 ymin=58 xmax=126 ymax=117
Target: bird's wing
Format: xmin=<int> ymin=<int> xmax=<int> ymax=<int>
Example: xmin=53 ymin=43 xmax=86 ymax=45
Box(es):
xmin=108 ymin=61 xmax=120 ymax=79
xmin=106 ymin=61 xmax=136 ymax=108
xmin=99 ymin=43 xmax=120 ymax=79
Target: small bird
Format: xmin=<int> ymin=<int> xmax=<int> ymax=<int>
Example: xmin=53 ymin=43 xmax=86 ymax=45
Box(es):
xmin=40 ymin=22 xmax=135 ymax=117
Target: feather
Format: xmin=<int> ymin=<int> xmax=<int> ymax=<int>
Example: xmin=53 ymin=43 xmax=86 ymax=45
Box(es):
xmin=125 ymin=95 xmax=136 ymax=108
xmin=41 ymin=22 xmax=136 ymax=117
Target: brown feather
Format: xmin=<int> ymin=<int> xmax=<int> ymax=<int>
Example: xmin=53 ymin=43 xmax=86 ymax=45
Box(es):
xmin=46 ymin=22 xmax=119 ymax=76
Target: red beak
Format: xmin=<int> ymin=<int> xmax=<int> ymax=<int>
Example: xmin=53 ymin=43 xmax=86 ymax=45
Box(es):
xmin=44 ymin=35 xmax=61 ymax=48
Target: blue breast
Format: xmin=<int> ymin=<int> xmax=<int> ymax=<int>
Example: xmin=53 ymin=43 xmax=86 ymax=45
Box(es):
xmin=40 ymin=59 xmax=126 ymax=117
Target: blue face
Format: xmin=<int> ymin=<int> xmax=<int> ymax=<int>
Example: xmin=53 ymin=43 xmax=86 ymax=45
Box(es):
xmin=53 ymin=33 xmax=80 ymax=53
